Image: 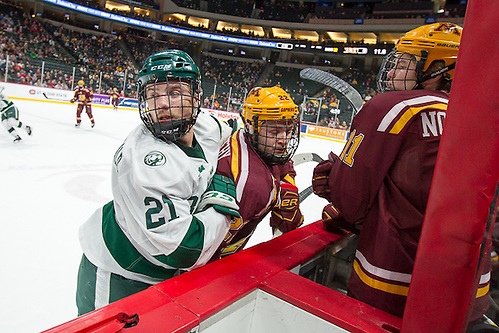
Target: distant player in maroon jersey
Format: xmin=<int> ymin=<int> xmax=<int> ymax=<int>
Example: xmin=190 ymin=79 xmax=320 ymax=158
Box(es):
xmin=312 ymin=23 xmax=491 ymax=327
xmin=71 ymin=80 xmax=95 ymax=128
xmin=110 ymin=87 xmax=121 ymax=111
xmin=211 ymin=86 xmax=303 ymax=260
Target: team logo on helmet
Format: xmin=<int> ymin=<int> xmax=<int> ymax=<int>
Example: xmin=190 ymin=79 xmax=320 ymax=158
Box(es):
xmin=144 ymin=151 xmax=166 ymax=167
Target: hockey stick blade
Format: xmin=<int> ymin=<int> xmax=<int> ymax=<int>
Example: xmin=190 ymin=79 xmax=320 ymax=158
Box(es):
xmin=300 ymin=68 xmax=364 ymax=114
xmin=43 ymin=92 xmax=70 ymax=102
xmin=292 ymin=152 xmax=323 ymax=166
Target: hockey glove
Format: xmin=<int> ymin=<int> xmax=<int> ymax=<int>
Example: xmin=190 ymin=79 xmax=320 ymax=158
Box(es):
xmin=312 ymin=159 xmax=334 ymax=201
xmin=196 ymin=174 xmax=240 ymax=218
xmin=322 ymin=203 xmax=359 ymax=235
xmin=70 ymin=98 xmax=76 ymax=103
xmin=270 ymin=182 xmax=304 ymax=235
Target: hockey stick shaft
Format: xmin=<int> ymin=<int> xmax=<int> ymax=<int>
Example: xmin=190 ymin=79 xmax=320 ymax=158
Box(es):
xmin=292 ymin=153 xmax=324 ymax=202
xmin=299 ymin=186 xmax=314 ymax=202
xmin=43 ymin=92 xmax=71 ymax=102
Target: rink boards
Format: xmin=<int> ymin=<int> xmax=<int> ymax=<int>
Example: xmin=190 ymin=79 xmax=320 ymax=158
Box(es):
xmin=43 ymin=222 xmax=401 ymax=333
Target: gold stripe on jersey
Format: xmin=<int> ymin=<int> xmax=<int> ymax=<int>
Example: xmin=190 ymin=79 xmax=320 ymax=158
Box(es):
xmin=389 ymin=103 xmax=448 ymax=134
xmin=230 ymin=134 xmax=239 ymax=180
xmin=354 ymin=256 xmax=489 ymax=299
xmin=353 ymin=260 xmax=409 ymax=296
xmin=283 ymin=174 xmax=295 ymax=186
xmin=377 ymin=95 xmax=448 ymax=133
xmin=477 ymin=284 xmax=490 ymax=298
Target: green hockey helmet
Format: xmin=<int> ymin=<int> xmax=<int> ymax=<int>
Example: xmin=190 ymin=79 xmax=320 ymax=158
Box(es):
xmin=137 ymin=50 xmax=202 ymax=142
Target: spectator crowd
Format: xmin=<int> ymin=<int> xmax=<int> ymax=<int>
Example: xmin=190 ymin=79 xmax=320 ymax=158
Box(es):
xmin=1 ymin=1 xmax=401 ymax=127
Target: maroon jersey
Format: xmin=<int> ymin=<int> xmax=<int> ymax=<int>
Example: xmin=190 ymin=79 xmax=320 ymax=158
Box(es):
xmin=328 ymin=89 xmax=489 ymax=319
xmin=213 ymin=129 xmax=301 ymax=258
xmin=73 ymin=88 xmax=92 ymax=105
xmin=111 ymin=91 xmax=120 ymax=105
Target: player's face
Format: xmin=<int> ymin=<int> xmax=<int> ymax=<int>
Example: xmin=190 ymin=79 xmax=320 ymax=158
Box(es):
xmin=145 ymin=79 xmax=196 ymax=123
xmin=386 ymin=53 xmax=418 ymax=91
xmin=257 ymin=119 xmax=295 ymax=157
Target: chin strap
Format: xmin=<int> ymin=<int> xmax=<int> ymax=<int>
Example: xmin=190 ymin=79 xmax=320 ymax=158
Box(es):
xmin=417 ymin=62 xmax=456 ymax=85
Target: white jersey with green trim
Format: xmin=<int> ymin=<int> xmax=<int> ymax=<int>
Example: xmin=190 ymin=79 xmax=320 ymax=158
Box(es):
xmin=0 ymin=98 xmax=10 ymax=110
xmin=79 ymin=111 xmax=233 ymax=285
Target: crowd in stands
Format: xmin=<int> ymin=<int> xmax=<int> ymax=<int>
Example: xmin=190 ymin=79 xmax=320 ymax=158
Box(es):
xmin=0 ymin=3 xmax=139 ymax=95
xmin=200 ymin=54 xmax=263 ymax=111
xmin=0 ymin=0 xmax=436 ymax=129
xmin=206 ymin=0 xmax=254 ymax=18
xmin=27 ymin=0 xmax=466 ymax=53
xmin=173 ymin=0 xmax=466 ymax=23
xmin=125 ymin=34 xmax=180 ymax=68
xmin=0 ymin=5 xmax=74 ymax=88
xmin=256 ymin=1 xmax=314 ymax=23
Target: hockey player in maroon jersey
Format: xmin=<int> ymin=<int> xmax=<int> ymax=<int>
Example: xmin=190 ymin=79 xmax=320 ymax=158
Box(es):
xmin=110 ymin=87 xmax=121 ymax=111
xmin=211 ymin=86 xmax=303 ymax=260
xmin=70 ymin=80 xmax=95 ymax=128
xmin=312 ymin=23 xmax=492 ymax=327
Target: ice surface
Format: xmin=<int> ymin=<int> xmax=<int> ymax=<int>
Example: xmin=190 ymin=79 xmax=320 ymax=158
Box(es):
xmin=0 ymin=99 xmax=344 ymax=332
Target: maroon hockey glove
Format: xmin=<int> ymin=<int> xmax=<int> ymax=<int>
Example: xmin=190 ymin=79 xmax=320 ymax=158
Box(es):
xmin=312 ymin=159 xmax=334 ymax=201
xmin=270 ymin=182 xmax=304 ymax=234
xmin=322 ymin=203 xmax=359 ymax=235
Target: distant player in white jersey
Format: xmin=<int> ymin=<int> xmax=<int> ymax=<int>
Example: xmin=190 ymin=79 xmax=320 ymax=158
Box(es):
xmin=0 ymin=88 xmax=32 ymax=142
xmin=76 ymin=50 xmax=238 ymax=315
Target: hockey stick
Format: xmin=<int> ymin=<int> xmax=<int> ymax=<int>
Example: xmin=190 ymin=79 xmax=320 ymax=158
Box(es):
xmin=43 ymin=92 xmax=71 ymax=102
xmin=292 ymin=153 xmax=324 ymax=202
xmin=300 ymin=68 xmax=364 ymax=115
xmin=292 ymin=152 xmax=323 ymax=166
xmin=299 ymin=186 xmax=314 ymax=202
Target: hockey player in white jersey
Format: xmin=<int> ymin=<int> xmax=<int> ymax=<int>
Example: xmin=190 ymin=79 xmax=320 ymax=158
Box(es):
xmin=76 ymin=50 xmax=238 ymax=315
xmin=0 ymin=88 xmax=32 ymax=142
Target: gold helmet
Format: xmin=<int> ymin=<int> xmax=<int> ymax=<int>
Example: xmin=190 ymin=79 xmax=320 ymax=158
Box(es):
xmin=78 ymin=80 xmax=85 ymax=87
xmin=241 ymin=86 xmax=300 ymax=165
xmin=377 ymin=22 xmax=462 ymax=92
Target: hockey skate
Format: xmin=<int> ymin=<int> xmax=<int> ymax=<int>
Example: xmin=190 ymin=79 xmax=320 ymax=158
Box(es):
xmin=26 ymin=125 xmax=32 ymax=135
xmin=13 ymin=136 xmax=22 ymax=142
xmin=91 ymin=122 xmax=95 ymax=128
xmin=75 ymin=123 xmax=80 ymax=128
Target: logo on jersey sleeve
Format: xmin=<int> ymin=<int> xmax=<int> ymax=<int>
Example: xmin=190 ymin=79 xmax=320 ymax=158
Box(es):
xmin=144 ymin=151 xmax=166 ymax=167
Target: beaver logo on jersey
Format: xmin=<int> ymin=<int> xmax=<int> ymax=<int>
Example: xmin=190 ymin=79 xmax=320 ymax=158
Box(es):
xmin=144 ymin=151 xmax=166 ymax=167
